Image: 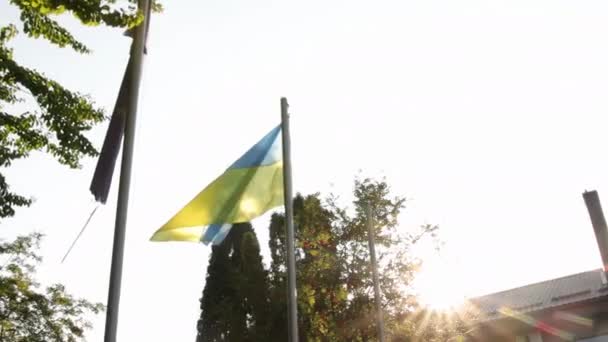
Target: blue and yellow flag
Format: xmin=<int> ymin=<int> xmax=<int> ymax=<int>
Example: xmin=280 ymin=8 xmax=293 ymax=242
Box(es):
xmin=150 ymin=125 xmax=284 ymax=245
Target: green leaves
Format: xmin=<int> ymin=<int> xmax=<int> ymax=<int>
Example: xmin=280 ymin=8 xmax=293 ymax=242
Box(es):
xmin=264 ymin=178 xmax=462 ymax=341
xmin=10 ymin=0 xmax=147 ymax=37
xmin=0 ymin=0 xmax=164 ymax=220
xmin=0 ymin=34 xmax=104 ymax=217
xmin=0 ymin=233 xmax=104 ymax=341
xmin=197 ymin=178 xmax=468 ymax=341
xmin=0 ymin=0 xmax=151 ymax=218
xmin=0 ymin=25 xmax=18 ymax=43
xmin=0 ymin=173 xmax=32 ymax=218
xmin=20 ymin=9 xmax=91 ymax=52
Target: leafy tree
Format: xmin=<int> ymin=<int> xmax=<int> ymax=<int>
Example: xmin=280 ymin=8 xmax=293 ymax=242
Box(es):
xmin=197 ymin=223 xmax=270 ymax=342
xmin=391 ymin=308 xmax=472 ymax=342
xmin=0 ymin=0 xmax=161 ymax=219
xmin=268 ymin=178 xmax=454 ymax=341
xmin=0 ymin=233 xmax=104 ymax=341
xmin=268 ymin=194 xmax=345 ymax=342
xmin=197 ymin=177 xmax=471 ymax=341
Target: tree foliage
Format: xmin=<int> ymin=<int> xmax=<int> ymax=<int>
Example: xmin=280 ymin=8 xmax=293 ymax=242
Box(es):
xmin=268 ymin=193 xmax=345 ymax=341
xmin=196 ymin=223 xmax=270 ymax=342
xmin=0 ymin=233 xmax=104 ymax=341
xmin=196 ymin=178 xmax=470 ymax=341
xmin=391 ymin=308 xmax=473 ymax=342
xmin=268 ymin=178 xmax=444 ymax=341
xmin=0 ymin=0 xmax=161 ymax=219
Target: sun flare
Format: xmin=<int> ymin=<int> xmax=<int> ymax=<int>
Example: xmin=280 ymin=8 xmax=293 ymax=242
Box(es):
xmin=414 ymin=258 xmax=468 ymax=311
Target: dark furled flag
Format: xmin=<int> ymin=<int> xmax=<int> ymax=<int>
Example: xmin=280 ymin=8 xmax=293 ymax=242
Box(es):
xmin=89 ymin=6 xmax=151 ymax=204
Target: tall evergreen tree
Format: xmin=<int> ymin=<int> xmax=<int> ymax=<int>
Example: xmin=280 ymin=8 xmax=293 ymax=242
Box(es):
xmin=239 ymin=231 xmax=270 ymax=340
xmin=197 ymin=231 xmax=233 ymax=341
xmin=196 ymin=223 xmax=269 ymax=342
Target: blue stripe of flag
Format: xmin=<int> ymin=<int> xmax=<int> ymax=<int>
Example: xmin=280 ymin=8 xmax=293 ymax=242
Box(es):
xmin=229 ymin=125 xmax=281 ymax=169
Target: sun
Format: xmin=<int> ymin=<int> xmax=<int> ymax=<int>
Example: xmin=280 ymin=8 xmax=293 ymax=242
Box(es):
xmin=413 ymin=257 xmax=468 ymax=311
xmin=417 ymin=282 xmax=465 ymax=311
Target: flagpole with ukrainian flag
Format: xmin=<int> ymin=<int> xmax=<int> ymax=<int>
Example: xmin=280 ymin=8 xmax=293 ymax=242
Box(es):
xmin=150 ymin=98 xmax=299 ymax=342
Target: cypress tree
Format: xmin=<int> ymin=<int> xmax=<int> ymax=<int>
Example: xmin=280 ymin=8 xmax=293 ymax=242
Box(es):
xmin=196 ymin=223 xmax=270 ymax=341
xmin=239 ymin=231 xmax=271 ymax=340
xmin=197 ymin=232 xmax=233 ymax=342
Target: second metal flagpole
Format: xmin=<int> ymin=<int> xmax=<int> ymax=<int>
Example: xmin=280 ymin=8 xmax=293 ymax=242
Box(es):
xmin=281 ymin=97 xmax=299 ymax=342
xmin=367 ymin=203 xmax=386 ymax=342
xmin=104 ymin=0 xmax=150 ymax=341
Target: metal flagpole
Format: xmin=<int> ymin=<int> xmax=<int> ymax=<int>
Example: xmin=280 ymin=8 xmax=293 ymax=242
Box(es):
xmin=281 ymin=97 xmax=299 ymax=342
xmin=104 ymin=0 xmax=150 ymax=341
xmin=366 ymin=203 xmax=386 ymax=342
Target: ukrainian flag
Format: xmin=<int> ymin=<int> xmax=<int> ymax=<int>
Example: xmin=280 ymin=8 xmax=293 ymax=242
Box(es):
xmin=150 ymin=125 xmax=284 ymax=245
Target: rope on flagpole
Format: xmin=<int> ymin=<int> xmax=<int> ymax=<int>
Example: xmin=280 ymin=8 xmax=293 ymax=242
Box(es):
xmin=61 ymin=205 xmax=100 ymax=263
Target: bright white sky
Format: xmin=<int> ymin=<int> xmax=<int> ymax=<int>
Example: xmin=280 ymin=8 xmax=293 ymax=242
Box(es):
xmin=2 ymin=0 xmax=608 ymax=340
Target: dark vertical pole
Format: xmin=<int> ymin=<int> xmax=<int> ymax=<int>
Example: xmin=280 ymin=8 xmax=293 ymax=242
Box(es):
xmin=366 ymin=203 xmax=386 ymax=342
xmin=104 ymin=1 xmax=149 ymax=341
xmin=281 ymin=97 xmax=299 ymax=342
xmin=583 ymin=190 xmax=608 ymax=272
